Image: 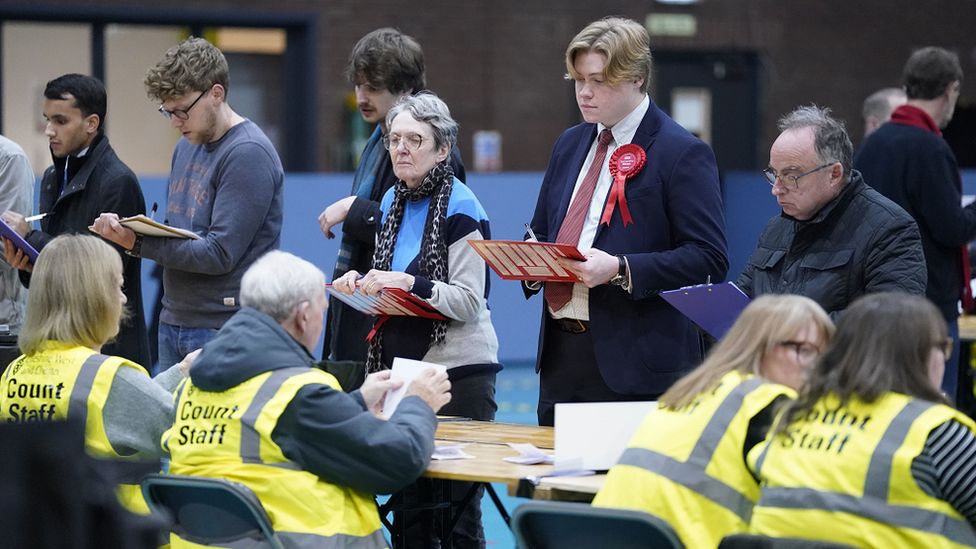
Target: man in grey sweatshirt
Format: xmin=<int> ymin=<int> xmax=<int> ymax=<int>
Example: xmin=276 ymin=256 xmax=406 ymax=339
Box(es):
xmin=92 ymin=37 xmax=283 ymax=372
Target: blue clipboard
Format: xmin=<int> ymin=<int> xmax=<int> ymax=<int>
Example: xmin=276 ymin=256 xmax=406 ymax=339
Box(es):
xmin=0 ymin=218 xmax=39 ymax=263
xmin=660 ymin=281 xmax=750 ymax=340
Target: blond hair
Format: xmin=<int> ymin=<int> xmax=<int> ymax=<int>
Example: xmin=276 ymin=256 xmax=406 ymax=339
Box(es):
xmin=144 ymin=36 xmax=229 ymax=102
xmin=19 ymin=235 xmax=125 ymax=355
xmin=565 ymin=17 xmax=652 ymax=93
xmin=660 ymin=295 xmax=834 ymax=410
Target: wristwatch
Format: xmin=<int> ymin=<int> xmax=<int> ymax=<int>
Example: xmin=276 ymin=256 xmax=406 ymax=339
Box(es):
xmin=125 ymin=234 xmax=143 ymax=258
xmin=609 ymin=255 xmax=627 ymax=286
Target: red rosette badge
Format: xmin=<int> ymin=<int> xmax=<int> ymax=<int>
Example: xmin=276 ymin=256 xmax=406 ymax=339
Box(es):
xmin=602 ymin=144 xmax=646 ymax=226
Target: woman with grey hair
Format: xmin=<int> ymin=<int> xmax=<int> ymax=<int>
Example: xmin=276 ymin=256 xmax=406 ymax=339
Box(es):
xmin=333 ymin=91 xmax=499 ymax=548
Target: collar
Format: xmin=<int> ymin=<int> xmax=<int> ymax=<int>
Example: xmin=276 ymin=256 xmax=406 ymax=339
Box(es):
xmin=598 ymin=95 xmax=649 ymax=145
xmin=890 ymin=104 xmax=942 ymax=136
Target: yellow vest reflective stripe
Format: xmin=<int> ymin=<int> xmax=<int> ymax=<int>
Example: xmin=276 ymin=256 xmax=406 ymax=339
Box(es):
xmin=167 ymin=367 xmax=386 ymax=548
xmin=237 ymin=367 xmax=304 ymax=471
xmin=752 ymin=394 xmax=976 ymax=548
xmin=617 ymin=376 xmax=763 ymax=522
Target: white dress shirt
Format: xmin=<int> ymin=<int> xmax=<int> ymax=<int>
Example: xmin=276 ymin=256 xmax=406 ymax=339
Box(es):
xmin=550 ymin=95 xmax=650 ymax=321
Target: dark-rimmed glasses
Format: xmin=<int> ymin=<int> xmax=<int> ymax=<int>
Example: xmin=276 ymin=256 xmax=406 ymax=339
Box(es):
xmin=383 ymin=133 xmax=425 ymax=151
xmin=778 ymin=340 xmax=821 ymax=362
xmin=762 ymin=163 xmax=833 ymax=190
xmin=158 ymin=87 xmax=211 ymax=121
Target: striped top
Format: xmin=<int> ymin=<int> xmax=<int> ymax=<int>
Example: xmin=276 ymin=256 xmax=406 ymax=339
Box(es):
xmin=911 ymin=419 xmax=976 ymax=527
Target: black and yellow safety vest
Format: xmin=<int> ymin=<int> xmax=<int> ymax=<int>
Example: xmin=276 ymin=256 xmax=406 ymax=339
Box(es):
xmin=593 ymin=370 xmax=793 ymax=547
xmin=165 ymin=366 xmax=387 ymax=548
xmin=0 ymin=341 xmax=152 ymax=513
xmin=750 ymin=392 xmax=976 ymax=548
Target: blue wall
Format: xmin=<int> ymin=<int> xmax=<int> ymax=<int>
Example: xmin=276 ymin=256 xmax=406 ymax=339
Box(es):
xmin=127 ymin=169 xmax=976 ymax=364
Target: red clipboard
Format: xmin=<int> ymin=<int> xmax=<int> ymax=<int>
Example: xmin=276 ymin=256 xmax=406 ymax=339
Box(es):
xmin=468 ymin=240 xmax=585 ymax=282
xmin=327 ymin=285 xmax=447 ymax=320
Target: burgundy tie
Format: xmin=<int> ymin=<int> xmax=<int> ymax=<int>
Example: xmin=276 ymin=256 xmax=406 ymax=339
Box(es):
xmin=545 ymin=129 xmax=614 ymax=311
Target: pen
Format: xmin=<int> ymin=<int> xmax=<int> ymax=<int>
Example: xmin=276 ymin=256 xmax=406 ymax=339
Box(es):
xmin=148 ymin=202 xmax=158 ymax=221
xmin=25 ymin=213 xmax=48 ymax=222
xmin=524 ymin=223 xmax=538 ymax=241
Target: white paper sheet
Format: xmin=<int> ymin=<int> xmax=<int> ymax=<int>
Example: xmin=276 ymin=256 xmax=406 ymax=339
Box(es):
xmin=381 ymin=357 xmax=448 ymax=419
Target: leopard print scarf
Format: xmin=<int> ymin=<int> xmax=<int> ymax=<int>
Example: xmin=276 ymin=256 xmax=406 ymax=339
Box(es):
xmin=366 ymin=160 xmax=453 ymax=372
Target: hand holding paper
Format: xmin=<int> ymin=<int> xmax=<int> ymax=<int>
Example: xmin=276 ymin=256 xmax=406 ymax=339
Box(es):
xmin=381 ymin=358 xmax=450 ymax=418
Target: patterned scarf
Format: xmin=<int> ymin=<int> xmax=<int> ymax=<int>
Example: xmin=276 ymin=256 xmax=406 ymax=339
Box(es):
xmin=365 ymin=160 xmax=454 ymax=372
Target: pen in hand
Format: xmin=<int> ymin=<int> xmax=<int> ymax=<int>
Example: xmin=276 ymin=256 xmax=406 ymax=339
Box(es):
xmin=25 ymin=213 xmax=49 ymax=222
xmin=148 ymin=202 xmax=158 ymax=221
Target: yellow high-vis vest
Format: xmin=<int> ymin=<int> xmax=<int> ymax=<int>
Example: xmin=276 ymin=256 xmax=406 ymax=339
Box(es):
xmin=749 ymin=392 xmax=976 ymax=548
xmin=164 ymin=367 xmax=387 ymax=548
xmin=592 ymin=370 xmax=794 ymax=548
xmin=0 ymin=341 xmax=152 ymax=513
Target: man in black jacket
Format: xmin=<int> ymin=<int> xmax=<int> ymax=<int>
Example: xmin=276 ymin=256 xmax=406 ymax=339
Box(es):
xmin=738 ymin=105 xmax=926 ymax=317
xmin=1 ymin=74 xmax=150 ymax=368
xmin=855 ymin=47 xmax=970 ymax=399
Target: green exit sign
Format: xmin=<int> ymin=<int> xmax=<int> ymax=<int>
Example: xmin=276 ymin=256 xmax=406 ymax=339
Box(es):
xmin=646 ymin=13 xmax=697 ymax=37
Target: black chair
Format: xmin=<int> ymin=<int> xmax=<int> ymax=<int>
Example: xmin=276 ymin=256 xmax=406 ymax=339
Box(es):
xmin=512 ymin=500 xmax=684 ymax=549
xmin=719 ymin=533 xmax=858 ymax=548
xmin=141 ymin=474 xmax=284 ymax=549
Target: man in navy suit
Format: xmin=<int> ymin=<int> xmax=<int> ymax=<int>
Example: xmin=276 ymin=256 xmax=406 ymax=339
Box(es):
xmin=526 ymin=17 xmax=728 ymax=426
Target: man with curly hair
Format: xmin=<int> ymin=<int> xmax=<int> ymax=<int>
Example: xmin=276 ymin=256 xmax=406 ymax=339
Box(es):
xmin=93 ymin=37 xmax=283 ymax=371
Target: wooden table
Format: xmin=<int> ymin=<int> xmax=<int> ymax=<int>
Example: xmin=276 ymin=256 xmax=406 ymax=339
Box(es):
xmin=385 ymin=419 xmax=604 ymax=547
xmin=532 ymin=474 xmax=606 ymax=502
xmin=959 ymin=315 xmax=976 ymax=341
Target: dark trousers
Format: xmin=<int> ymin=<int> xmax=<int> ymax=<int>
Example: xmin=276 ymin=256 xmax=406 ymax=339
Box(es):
xmin=399 ymin=370 xmax=497 ymax=549
xmin=537 ymin=315 xmax=660 ymax=427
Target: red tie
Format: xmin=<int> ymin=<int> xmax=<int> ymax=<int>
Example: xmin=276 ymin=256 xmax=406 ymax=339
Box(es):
xmin=545 ymin=129 xmax=614 ymax=311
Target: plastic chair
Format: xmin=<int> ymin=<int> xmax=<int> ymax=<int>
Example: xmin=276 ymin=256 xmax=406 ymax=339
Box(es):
xmin=141 ymin=474 xmax=285 ymax=549
xmin=512 ymin=501 xmax=684 ymax=549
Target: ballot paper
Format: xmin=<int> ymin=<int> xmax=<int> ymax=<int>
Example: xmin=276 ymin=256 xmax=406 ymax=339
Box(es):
xmin=503 ymin=443 xmax=554 ymax=465
xmin=431 ymin=444 xmax=474 ymax=460
xmin=381 ymin=358 xmax=448 ymax=419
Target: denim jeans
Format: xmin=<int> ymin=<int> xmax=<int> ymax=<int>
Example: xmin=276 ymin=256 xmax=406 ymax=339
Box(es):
xmin=157 ymin=322 xmax=219 ymax=374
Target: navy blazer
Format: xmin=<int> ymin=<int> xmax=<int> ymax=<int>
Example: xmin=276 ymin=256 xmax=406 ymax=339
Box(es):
xmin=528 ymin=99 xmax=728 ymax=394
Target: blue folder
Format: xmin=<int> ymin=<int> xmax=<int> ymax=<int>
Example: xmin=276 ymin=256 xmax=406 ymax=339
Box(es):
xmin=0 ymin=218 xmax=38 ymax=263
xmin=660 ymin=281 xmax=750 ymax=340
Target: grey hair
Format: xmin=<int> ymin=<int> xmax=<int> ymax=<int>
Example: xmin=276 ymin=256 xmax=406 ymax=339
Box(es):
xmin=385 ymin=91 xmax=458 ymax=150
xmin=778 ymin=105 xmax=853 ymax=183
xmin=862 ymin=87 xmax=905 ymax=121
xmin=240 ymin=250 xmax=325 ymax=323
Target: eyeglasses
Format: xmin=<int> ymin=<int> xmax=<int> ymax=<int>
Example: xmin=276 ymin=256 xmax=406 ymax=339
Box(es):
xmin=933 ymin=337 xmax=954 ymax=360
xmin=158 ymin=87 xmax=211 ymax=121
xmin=762 ymin=163 xmax=834 ymax=190
xmin=383 ymin=133 xmax=425 ymax=151
xmin=778 ymin=340 xmax=821 ymax=362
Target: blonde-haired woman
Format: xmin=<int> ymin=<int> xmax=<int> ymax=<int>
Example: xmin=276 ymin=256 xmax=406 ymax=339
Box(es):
xmin=0 ymin=234 xmax=194 ymax=512
xmin=593 ymin=294 xmax=833 ymax=547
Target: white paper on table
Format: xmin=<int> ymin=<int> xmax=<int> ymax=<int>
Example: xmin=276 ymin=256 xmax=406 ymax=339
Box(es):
xmin=431 ymin=444 xmax=475 ymax=460
xmin=503 ymin=442 xmax=554 ymax=465
xmin=381 ymin=357 xmax=448 ymax=419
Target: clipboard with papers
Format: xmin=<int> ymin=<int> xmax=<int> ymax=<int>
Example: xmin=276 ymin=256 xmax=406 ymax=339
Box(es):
xmin=327 ymin=285 xmax=448 ymax=321
xmin=468 ymin=240 xmax=586 ymax=282
xmin=0 ymin=218 xmax=39 ymax=263
xmin=118 ymin=215 xmax=200 ymax=240
xmin=660 ymin=281 xmax=751 ymax=340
